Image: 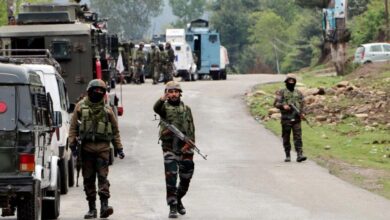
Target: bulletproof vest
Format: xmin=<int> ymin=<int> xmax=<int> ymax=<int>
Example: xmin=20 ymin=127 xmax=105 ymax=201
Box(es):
xmin=280 ymin=88 xmax=302 ymax=120
xmin=79 ymin=100 xmax=113 ymax=142
xmin=136 ymin=50 xmax=145 ymax=63
xmin=150 ymin=48 xmax=159 ymax=63
xmin=159 ymin=102 xmax=194 ymax=141
xmin=160 ymin=51 xmax=169 ymax=64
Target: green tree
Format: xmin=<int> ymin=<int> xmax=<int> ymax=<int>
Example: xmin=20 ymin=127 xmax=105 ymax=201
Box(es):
xmin=169 ymin=0 xmax=206 ymax=28
xmin=248 ymin=10 xmax=289 ymax=72
xmin=351 ymin=0 xmax=385 ymax=45
xmin=0 ymin=0 xmax=52 ymax=26
xmin=90 ymin=0 xmax=163 ymax=40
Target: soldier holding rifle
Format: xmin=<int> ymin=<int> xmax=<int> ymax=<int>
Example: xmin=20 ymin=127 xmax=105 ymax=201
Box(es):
xmin=153 ymin=81 xmax=196 ymax=218
xmin=274 ymin=74 xmax=307 ymax=163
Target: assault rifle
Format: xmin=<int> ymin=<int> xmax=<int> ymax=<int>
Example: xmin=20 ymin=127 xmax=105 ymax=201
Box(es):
xmin=289 ymin=103 xmax=313 ymax=128
xmin=156 ymin=115 xmax=208 ymax=160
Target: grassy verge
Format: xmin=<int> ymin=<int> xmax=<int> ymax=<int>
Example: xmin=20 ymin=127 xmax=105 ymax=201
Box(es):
xmin=247 ymin=70 xmax=390 ymax=199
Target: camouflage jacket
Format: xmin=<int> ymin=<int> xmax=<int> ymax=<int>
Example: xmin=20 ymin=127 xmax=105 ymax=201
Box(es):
xmin=68 ymin=97 xmax=123 ymax=153
xmin=274 ymin=88 xmax=304 ymax=121
xmin=153 ymin=99 xmax=195 ymax=143
xmin=149 ymin=48 xmax=160 ymax=64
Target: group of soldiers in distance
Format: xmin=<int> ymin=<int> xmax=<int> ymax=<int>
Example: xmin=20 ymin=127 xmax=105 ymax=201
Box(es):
xmin=125 ymin=41 xmax=176 ymax=85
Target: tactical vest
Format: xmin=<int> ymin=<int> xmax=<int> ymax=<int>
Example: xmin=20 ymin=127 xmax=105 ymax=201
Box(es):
xmin=79 ymin=100 xmax=113 ymax=142
xmin=160 ymin=51 xmax=169 ymax=65
xmin=159 ymin=102 xmax=194 ymax=141
xmin=280 ymin=88 xmax=302 ymax=121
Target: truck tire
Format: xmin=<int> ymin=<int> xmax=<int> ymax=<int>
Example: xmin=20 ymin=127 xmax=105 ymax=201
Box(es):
xmin=43 ymin=167 xmax=61 ymax=219
xmin=68 ymin=155 xmax=75 ymax=187
xmin=221 ymin=70 xmax=227 ymax=80
xmin=17 ymin=181 xmax=42 ymax=220
xmin=59 ymin=159 xmax=69 ymax=194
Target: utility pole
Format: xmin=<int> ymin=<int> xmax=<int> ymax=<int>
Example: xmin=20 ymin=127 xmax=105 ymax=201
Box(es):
xmin=385 ymin=0 xmax=389 ymax=41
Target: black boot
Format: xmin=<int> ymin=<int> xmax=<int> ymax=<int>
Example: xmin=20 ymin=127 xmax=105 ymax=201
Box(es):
xmin=168 ymin=204 xmax=178 ymax=218
xmin=84 ymin=201 xmax=97 ymax=219
xmin=100 ymin=199 xmax=113 ymax=218
xmin=284 ymin=152 xmax=291 ymax=162
xmin=297 ymin=152 xmax=307 ymax=162
xmin=177 ymin=199 xmax=186 ymax=215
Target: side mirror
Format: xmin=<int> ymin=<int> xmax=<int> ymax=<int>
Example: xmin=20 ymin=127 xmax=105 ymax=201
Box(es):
xmin=68 ymin=103 xmax=75 ymax=113
xmin=53 ymin=111 xmax=62 ymax=127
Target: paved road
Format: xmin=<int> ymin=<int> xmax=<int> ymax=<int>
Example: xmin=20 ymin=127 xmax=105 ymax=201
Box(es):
xmin=56 ymin=74 xmax=390 ymax=220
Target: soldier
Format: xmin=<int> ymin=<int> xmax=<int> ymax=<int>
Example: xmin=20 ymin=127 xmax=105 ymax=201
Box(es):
xmin=274 ymin=74 xmax=307 ymax=163
xmin=134 ymin=42 xmax=146 ymax=84
xmin=149 ymin=43 xmax=161 ymax=84
xmin=159 ymin=44 xmax=172 ymax=83
xmin=68 ymin=79 xmax=125 ymax=219
xmin=165 ymin=42 xmax=175 ymax=79
xmin=127 ymin=42 xmax=136 ymax=83
xmin=153 ymin=81 xmax=196 ymax=218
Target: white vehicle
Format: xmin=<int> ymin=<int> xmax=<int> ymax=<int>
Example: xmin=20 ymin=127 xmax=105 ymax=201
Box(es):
xmin=220 ymin=45 xmax=229 ymax=80
xmin=354 ymin=42 xmax=390 ymax=64
xmin=22 ymin=63 xmax=75 ymax=195
xmin=171 ymin=41 xmax=198 ymax=81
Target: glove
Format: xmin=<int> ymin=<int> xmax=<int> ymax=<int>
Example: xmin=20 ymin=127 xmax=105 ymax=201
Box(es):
xmin=181 ymin=143 xmax=191 ymax=153
xmin=117 ymin=148 xmax=125 ymax=159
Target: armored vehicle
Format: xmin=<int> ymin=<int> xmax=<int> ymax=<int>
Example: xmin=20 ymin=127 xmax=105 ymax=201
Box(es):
xmin=185 ymin=19 xmax=225 ymax=80
xmin=0 ymin=3 xmax=120 ymax=107
xmin=0 ymin=61 xmax=61 ymax=219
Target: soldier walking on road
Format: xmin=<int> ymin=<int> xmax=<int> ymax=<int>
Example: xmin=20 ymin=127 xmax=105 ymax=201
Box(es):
xmin=159 ymin=44 xmax=172 ymax=83
xmin=149 ymin=43 xmax=161 ymax=84
xmin=274 ymin=74 xmax=307 ymax=163
xmin=166 ymin=42 xmax=175 ymax=79
xmin=68 ymin=79 xmax=125 ymax=219
xmin=134 ymin=42 xmax=146 ymax=84
xmin=153 ymin=81 xmax=196 ymax=218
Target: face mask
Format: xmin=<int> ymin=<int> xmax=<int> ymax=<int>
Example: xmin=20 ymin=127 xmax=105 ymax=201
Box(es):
xmin=88 ymin=91 xmax=105 ymax=103
xmin=286 ymin=82 xmax=295 ymax=91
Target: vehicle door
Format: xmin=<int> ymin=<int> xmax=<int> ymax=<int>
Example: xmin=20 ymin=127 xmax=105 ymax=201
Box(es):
xmin=368 ymin=44 xmax=384 ymax=62
xmin=0 ymin=86 xmax=18 ymax=175
xmin=382 ymin=44 xmax=390 ymax=61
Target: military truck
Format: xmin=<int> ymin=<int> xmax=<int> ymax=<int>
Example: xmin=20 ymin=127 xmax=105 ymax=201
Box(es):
xmin=0 ymin=60 xmax=62 ymax=219
xmin=0 ymin=3 xmax=120 ymax=106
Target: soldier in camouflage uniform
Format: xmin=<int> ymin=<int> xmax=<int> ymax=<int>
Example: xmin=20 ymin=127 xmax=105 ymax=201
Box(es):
xmin=149 ymin=43 xmax=161 ymax=84
xmin=68 ymin=79 xmax=125 ymax=219
xmin=159 ymin=44 xmax=172 ymax=83
xmin=134 ymin=42 xmax=146 ymax=84
xmin=165 ymin=42 xmax=175 ymax=79
xmin=274 ymin=74 xmax=307 ymax=163
xmin=153 ymin=81 xmax=196 ymax=218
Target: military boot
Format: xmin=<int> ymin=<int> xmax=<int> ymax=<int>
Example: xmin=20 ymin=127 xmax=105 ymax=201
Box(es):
xmin=284 ymin=152 xmax=291 ymax=162
xmin=297 ymin=152 xmax=307 ymax=162
xmin=177 ymin=199 xmax=186 ymax=215
xmin=168 ymin=204 xmax=178 ymax=218
xmin=84 ymin=201 xmax=97 ymax=219
xmin=100 ymin=199 xmax=113 ymax=218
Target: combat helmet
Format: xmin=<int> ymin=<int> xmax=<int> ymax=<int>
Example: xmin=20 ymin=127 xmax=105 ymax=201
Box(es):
xmin=86 ymin=79 xmax=106 ymax=92
xmin=284 ymin=73 xmax=297 ymax=83
xmin=165 ymin=81 xmax=182 ymax=92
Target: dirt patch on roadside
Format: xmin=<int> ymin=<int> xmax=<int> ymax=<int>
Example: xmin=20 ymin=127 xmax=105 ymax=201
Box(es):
xmin=316 ymin=155 xmax=390 ymax=193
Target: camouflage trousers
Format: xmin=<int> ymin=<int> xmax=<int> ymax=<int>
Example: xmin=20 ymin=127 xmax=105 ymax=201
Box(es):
xmin=160 ymin=64 xmax=173 ymax=83
xmin=162 ymin=149 xmax=195 ymax=205
xmin=82 ymin=150 xmax=110 ymax=202
xmin=151 ymin=64 xmax=160 ymax=83
xmin=281 ymin=120 xmax=303 ymax=154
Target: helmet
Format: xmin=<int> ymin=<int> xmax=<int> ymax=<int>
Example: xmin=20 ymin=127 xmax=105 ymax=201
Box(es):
xmin=151 ymin=43 xmax=156 ymax=48
xmin=86 ymin=79 xmax=106 ymax=92
xmin=284 ymin=73 xmax=297 ymax=83
xmin=165 ymin=42 xmax=171 ymax=48
xmin=165 ymin=81 xmax=182 ymax=92
xmin=158 ymin=44 xmax=164 ymax=50
xmin=139 ymin=42 xmax=144 ymax=47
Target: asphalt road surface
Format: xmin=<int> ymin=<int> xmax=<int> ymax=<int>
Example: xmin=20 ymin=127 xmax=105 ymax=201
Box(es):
xmin=54 ymin=74 xmax=390 ymax=220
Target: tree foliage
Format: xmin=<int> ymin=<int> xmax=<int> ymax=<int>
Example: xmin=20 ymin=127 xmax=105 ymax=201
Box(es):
xmin=0 ymin=0 xmax=52 ymax=26
xmin=90 ymin=0 xmax=163 ymax=41
xmin=169 ymin=0 xmax=206 ymax=28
